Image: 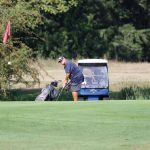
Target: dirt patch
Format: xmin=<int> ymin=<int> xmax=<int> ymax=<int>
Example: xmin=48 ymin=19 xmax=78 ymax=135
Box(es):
xmin=109 ymin=61 xmax=150 ymax=83
xmin=12 ymin=59 xmax=150 ymax=89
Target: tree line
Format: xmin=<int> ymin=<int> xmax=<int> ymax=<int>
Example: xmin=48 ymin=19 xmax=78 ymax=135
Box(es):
xmin=1 ymin=0 xmax=150 ymax=61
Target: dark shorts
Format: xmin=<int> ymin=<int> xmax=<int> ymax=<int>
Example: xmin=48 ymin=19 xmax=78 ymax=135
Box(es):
xmin=68 ymin=82 xmax=82 ymax=92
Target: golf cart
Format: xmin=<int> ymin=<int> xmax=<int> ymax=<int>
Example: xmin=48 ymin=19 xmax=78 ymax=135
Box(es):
xmin=78 ymin=59 xmax=109 ymax=100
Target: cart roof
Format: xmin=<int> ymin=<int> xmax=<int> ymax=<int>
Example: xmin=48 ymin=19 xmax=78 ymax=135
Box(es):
xmin=78 ymin=59 xmax=108 ymax=64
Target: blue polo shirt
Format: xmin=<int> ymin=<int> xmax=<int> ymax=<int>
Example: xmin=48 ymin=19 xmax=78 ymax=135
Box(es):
xmin=64 ymin=60 xmax=84 ymax=84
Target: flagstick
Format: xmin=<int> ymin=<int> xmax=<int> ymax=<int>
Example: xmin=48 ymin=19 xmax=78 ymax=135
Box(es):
xmin=8 ymin=54 xmax=11 ymax=93
xmin=5 ymin=46 xmax=11 ymax=97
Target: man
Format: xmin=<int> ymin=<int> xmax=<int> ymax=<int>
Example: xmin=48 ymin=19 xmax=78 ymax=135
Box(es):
xmin=58 ymin=56 xmax=84 ymax=101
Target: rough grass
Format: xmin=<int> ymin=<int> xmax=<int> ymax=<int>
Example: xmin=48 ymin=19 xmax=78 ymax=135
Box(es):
xmin=4 ymin=59 xmax=150 ymax=100
xmin=109 ymin=82 xmax=150 ymax=100
xmin=0 ymin=101 xmax=150 ymax=150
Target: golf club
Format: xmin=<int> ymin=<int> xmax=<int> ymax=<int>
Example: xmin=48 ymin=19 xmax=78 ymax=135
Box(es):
xmin=56 ymin=82 xmax=70 ymax=101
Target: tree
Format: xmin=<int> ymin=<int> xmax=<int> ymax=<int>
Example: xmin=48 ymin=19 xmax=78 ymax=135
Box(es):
xmin=32 ymin=0 xmax=78 ymax=14
xmin=0 ymin=0 xmax=78 ymax=92
xmin=36 ymin=0 xmax=150 ymax=61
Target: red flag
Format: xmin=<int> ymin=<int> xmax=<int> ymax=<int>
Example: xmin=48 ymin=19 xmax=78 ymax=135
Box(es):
xmin=3 ymin=21 xmax=11 ymax=45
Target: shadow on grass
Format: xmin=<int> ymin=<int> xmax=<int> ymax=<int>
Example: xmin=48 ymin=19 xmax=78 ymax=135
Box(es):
xmin=0 ymin=89 xmax=73 ymax=101
xmin=0 ymin=86 xmax=150 ymax=101
xmin=0 ymin=89 xmax=41 ymax=101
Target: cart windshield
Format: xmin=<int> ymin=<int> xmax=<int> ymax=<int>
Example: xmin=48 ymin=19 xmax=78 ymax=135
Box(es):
xmin=79 ymin=64 xmax=108 ymax=88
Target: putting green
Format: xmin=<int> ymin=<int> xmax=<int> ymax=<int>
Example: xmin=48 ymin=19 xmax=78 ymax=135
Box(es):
xmin=0 ymin=101 xmax=150 ymax=150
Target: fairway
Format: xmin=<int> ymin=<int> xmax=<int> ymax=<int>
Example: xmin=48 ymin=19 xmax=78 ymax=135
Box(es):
xmin=0 ymin=101 xmax=150 ymax=150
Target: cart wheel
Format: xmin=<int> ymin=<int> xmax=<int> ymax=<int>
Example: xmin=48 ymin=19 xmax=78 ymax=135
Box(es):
xmin=102 ymin=97 xmax=109 ymax=100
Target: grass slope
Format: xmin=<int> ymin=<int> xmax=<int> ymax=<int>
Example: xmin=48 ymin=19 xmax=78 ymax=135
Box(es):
xmin=0 ymin=101 xmax=150 ymax=150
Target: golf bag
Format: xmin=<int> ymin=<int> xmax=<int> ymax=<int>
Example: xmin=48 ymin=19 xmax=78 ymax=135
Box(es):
xmin=35 ymin=81 xmax=60 ymax=101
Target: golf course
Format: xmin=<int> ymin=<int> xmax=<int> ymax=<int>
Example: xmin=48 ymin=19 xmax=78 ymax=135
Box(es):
xmin=1 ymin=1 xmax=150 ymax=150
xmin=0 ymin=100 xmax=150 ymax=150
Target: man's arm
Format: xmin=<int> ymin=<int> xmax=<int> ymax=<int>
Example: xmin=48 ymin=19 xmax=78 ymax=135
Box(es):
xmin=63 ymin=73 xmax=70 ymax=87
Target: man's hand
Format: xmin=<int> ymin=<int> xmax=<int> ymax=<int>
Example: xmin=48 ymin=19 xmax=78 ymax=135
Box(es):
xmin=63 ymin=81 xmax=67 ymax=88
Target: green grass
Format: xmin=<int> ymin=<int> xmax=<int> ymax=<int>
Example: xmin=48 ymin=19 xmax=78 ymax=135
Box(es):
xmin=0 ymin=101 xmax=150 ymax=150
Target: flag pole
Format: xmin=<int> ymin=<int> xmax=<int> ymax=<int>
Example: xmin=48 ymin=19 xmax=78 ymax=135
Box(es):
xmin=8 ymin=53 xmax=11 ymax=92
